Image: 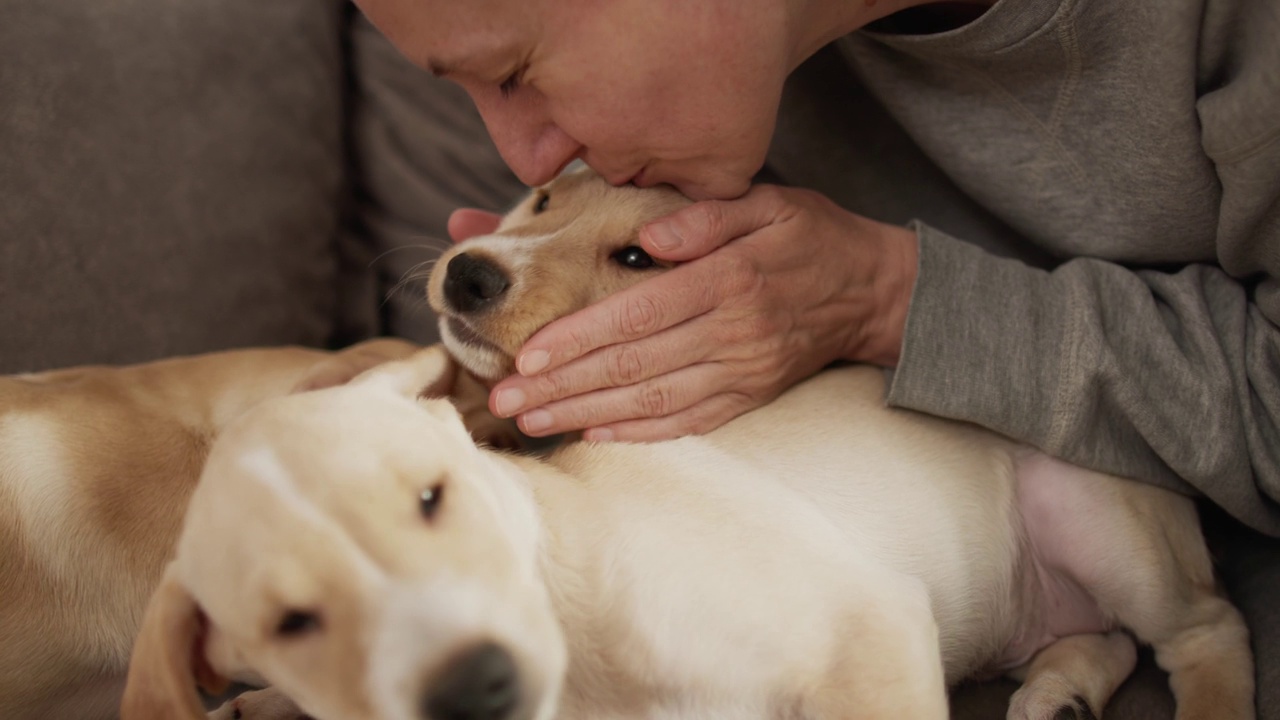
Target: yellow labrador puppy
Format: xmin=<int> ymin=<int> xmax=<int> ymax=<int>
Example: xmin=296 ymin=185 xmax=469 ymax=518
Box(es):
xmin=127 ymin=170 xmax=1253 ymax=720
xmin=0 ymin=338 xmax=507 ymax=720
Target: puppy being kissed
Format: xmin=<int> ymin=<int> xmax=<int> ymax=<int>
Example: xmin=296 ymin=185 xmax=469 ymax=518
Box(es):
xmin=129 ymin=169 xmax=1253 ymax=720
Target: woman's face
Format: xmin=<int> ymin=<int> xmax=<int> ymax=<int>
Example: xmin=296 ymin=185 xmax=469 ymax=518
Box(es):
xmin=354 ymin=0 xmax=795 ymax=200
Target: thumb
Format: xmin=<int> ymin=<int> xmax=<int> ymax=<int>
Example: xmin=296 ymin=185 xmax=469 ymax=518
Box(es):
xmin=447 ymin=208 xmax=503 ymax=243
xmin=638 ymin=187 xmax=785 ymax=262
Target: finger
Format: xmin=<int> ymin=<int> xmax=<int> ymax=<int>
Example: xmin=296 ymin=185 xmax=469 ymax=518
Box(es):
xmin=638 ymin=185 xmax=789 ymax=262
xmin=583 ymin=392 xmax=755 ymax=443
xmin=512 ymin=362 xmax=731 ymax=437
xmin=447 ymin=208 xmax=503 ymax=243
xmin=514 ymin=251 xmax=752 ymax=376
xmin=492 ymin=316 xmax=723 ymax=416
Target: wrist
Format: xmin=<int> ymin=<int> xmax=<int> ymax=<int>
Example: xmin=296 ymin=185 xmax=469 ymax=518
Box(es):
xmin=849 ymin=221 xmax=918 ymax=367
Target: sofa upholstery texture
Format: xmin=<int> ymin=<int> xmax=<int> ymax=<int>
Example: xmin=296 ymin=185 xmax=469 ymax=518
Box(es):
xmin=0 ymin=2 xmax=1274 ymax=718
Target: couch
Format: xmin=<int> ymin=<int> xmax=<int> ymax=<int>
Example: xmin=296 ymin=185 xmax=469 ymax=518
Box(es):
xmin=1 ymin=1 xmax=1275 ymax=718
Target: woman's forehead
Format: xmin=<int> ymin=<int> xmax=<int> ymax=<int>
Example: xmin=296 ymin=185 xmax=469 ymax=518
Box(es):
xmin=356 ymin=0 xmax=539 ymax=71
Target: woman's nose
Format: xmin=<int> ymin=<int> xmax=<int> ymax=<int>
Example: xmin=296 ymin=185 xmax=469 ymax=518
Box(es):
xmin=473 ymin=94 xmax=582 ymax=186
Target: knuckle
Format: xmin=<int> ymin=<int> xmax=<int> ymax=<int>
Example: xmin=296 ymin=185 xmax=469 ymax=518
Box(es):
xmin=563 ymin=326 xmax=596 ymax=359
xmin=606 ymin=344 xmax=648 ymax=386
xmin=545 ymin=400 xmax=595 ymax=433
xmin=573 ymin=404 xmax=605 ymax=430
xmin=690 ymin=202 xmax=728 ymax=243
xmin=724 ymin=391 xmax=761 ymax=418
xmin=718 ymin=321 xmax=752 ymax=347
xmin=617 ymin=295 xmax=663 ymax=338
xmin=637 ymin=382 xmax=677 ymax=418
xmin=746 ymin=313 xmax=780 ymax=341
xmin=717 ymin=252 xmax=757 ymax=296
xmin=536 ymin=369 xmax=575 ymax=401
xmin=720 ymin=313 xmax=775 ymax=347
xmin=676 ymin=401 xmax=728 ymax=438
xmin=669 ymin=414 xmax=699 ymax=439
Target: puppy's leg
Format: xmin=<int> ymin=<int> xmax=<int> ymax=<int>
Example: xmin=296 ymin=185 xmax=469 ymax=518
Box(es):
xmin=804 ymin=585 xmax=949 ymax=720
xmin=1017 ymin=456 xmax=1254 ymax=719
xmin=1006 ymin=632 xmax=1137 ymax=720
xmin=1127 ymin=586 xmax=1254 ymax=720
xmin=208 ymin=687 xmax=308 ymax=720
xmin=1048 ymin=474 xmax=1254 ymax=719
xmin=1100 ymin=502 xmax=1252 ymax=719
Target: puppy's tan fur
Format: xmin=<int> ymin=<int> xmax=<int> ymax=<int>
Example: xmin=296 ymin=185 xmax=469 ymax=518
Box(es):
xmin=126 ymin=171 xmax=1255 ymax=720
xmin=0 ymin=339 xmax=504 ymax=720
xmin=427 ymin=170 xmax=685 ymax=383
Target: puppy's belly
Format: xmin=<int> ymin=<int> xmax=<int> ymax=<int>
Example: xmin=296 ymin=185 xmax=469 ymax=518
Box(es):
xmin=991 ymin=452 xmax=1129 ymax=672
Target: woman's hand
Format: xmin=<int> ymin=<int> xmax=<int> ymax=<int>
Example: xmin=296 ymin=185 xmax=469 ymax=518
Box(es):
xmin=484 ymin=184 xmax=920 ymax=442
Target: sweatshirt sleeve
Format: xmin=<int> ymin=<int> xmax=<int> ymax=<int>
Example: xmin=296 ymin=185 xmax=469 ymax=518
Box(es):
xmin=888 ymin=201 xmax=1280 ymax=536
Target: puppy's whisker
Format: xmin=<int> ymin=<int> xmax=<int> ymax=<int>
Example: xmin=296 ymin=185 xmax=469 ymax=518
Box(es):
xmin=383 ymin=267 xmax=438 ymax=308
xmin=368 ymin=241 xmax=452 ymax=269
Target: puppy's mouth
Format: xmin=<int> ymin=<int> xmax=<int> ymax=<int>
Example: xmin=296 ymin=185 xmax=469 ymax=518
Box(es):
xmin=439 ymin=316 xmax=515 ymax=384
xmin=446 ymin=317 xmax=499 ymax=353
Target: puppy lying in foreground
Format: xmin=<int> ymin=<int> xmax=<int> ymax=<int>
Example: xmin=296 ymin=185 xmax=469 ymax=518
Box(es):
xmin=0 ymin=339 xmax=508 ymax=720
xmin=128 ymin=170 xmax=1254 ymax=720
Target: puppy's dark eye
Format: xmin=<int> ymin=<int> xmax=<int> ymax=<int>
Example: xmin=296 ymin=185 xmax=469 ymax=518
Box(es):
xmin=420 ymin=485 xmax=444 ymax=520
xmin=276 ymin=610 xmax=320 ymax=637
xmin=533 ymin=193 xmax=550 ymax=214
xmin=611 ymin=246 xmax=655 ymax=270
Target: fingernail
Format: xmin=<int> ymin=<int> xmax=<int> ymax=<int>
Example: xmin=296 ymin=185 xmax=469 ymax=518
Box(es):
xmin=644 ymin=222 xmax=684 ymax=252
xmin=494 ymin=388 xmax=526 ymax=417
xmin=584 ymin=427 xmax=614 ymax=442
xmin=521 ymin=409 xmax=553 ymax=434
xmin=518 ymin=349 xmax=550 ymax=376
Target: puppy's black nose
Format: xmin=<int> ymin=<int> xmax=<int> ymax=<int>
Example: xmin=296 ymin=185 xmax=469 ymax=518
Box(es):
xmin=444 ymin=253 xmax=510 ymax=314
xmin=423 ymin=642 xmax=520 ymax=720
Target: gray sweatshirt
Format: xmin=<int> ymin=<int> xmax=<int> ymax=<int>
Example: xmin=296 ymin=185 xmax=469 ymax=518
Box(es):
xmin=770 ymin=0 xmax=1279 ymax=534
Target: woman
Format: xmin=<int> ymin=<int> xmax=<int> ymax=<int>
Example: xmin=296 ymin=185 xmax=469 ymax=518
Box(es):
xmin=351 ymin=0 xmax=1278 ymax=715
xmin=356 ymin=0 xmax=1280 ymax=538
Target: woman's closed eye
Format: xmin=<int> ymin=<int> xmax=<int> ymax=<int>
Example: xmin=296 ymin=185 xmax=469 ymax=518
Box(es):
xmin=499 ymin=67 xmax=525 ymax=98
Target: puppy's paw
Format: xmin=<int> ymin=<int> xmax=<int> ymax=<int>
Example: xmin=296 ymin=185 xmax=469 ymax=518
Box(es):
xmin=1008 ymin=680 xmax=1097 ymax=720
xmin=208 ymin=687 xmax=312 ymax=720
xmin=1050 ymin=697 xmax=1098 ymax=720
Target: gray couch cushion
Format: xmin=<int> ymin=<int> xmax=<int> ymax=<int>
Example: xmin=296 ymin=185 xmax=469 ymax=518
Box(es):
xmin=0 ymin=0 xmax=348 ymax=373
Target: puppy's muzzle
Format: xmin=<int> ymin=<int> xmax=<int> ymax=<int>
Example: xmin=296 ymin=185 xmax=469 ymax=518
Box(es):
xmin=444 ymin=253 xmax=510 ymax=314
xmin=423 ymin=641 xmax=521 ymax=720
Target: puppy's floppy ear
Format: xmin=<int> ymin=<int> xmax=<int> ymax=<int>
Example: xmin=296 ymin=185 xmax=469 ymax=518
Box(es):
xmin=350 ymin=344 xmax=459 ymax=400
xmin=291 ymin=338 xmax=422 ymax=393
xmin=121 ymin=568 xmax=227 ymax=720
xmin=351 ymin=344 xmax=525 ymax=448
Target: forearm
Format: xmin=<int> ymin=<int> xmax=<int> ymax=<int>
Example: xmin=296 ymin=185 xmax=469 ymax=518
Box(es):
xmin=887 ymin=223 xmax=1280 ymax=536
